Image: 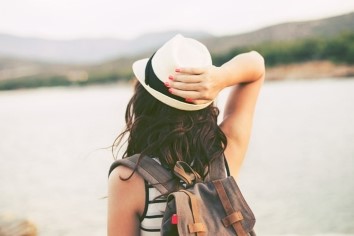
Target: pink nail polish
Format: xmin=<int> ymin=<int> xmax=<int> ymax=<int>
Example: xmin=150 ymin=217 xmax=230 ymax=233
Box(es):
xmin=185 ymin=98 xmax=193 ymax=103
xmin=169 ymin=75 xmax=174 ymax=80
xmin=175 ymin=68 xmax=181 ymax=72
xmin=164 ymin=82 xmax=170 ymax=87
xmin=168 ymin=88 xmax=173 ymax=93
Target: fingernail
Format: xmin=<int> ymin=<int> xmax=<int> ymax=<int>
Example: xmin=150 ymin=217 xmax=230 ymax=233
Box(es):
xmin=185 ymin=98 xmax=193 ymax=103
xmin=168 ymin=75 xmax=174 ymax=80
xmin=168 ymin=88 xmax=173 ymax=93
xmin=175 ymin=68 xmax=181 ymax=72
xmin=164 ymin=82 xmax=170 ymax=87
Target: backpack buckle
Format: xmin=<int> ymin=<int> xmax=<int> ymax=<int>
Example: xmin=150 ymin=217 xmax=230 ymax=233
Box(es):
xmin=173 ymin=161 xmax=202 ymax=186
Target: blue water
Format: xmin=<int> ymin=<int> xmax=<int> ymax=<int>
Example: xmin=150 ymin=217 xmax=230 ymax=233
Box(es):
xmin=0 ymin=79 xmax=353 ymax=235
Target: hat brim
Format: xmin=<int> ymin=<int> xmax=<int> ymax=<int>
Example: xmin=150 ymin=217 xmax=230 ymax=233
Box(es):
xmin=132 ymin=58 xmax=212 ymax=111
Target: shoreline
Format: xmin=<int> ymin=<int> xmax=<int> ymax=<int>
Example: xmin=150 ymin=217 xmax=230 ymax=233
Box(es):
xmin=266 ymin=60 xmax=354 ymax=81
xmin=1 ymin=60 xmax=354 ymax=91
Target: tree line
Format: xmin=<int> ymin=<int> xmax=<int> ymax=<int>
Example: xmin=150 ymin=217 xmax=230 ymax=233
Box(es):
xmin=213 ymin=31 xmax=354 ymax=66
xmin=1 ymin=32 xmax=353 ymax=90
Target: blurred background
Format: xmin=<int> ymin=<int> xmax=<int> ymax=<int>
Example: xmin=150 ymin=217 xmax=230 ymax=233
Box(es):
xmin=0 ymin=0 xmax=354 ymax=235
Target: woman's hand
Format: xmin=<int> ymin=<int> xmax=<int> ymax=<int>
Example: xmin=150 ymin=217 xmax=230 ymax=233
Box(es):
xmin=165 ymin=65 xmax=226 ymax=105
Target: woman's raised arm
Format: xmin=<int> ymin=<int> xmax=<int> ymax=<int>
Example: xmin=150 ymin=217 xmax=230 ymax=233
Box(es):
xmin=168 ymin=51 xmax=265 ymax=177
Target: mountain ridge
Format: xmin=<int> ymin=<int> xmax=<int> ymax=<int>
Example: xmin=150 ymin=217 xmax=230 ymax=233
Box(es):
xmin=0 ymin=11 xmax=353 ymax=90
xmin=0 ymin=11 xmax=353 ymax=64
xmin=201 ymin=11 xmax=354 ymax=54
xmin=0 ymin=31 xmax=211 ymax=64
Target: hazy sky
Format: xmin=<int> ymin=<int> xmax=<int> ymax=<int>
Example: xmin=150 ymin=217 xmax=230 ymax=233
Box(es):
xmin=1 ymin=0 xmax=354 ymax=40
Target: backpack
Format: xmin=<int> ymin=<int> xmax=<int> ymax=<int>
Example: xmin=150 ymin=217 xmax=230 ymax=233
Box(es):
xmin=109 ymin=154 xmax=256 ymax=236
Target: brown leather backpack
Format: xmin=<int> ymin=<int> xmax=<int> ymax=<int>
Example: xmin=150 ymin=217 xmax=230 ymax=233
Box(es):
xmin=109 ymin=154 xmax=256 ymax=236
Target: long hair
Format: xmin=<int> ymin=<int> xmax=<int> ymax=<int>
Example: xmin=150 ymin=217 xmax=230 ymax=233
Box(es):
xmin=113 ymin=81 xmax=227 ymax=178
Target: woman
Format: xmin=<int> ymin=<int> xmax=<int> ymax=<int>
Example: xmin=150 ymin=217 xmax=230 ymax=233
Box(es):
xmin=108 ymin=34 xmax=265 ymax=235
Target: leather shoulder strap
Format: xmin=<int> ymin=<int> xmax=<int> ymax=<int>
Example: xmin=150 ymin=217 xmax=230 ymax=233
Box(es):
xmin=108 ymin=154 xmax=177 ymax=195
xmin=205 ymin=154 xmax=228 ymax=181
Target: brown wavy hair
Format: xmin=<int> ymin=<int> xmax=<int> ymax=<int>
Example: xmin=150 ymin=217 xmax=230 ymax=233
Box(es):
xmin=113 ymin=81 xmax=227 ymax=178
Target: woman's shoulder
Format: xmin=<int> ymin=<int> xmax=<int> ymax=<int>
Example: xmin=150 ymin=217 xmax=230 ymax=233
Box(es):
xmin=108 ymin=165 xmax=146 ymax=217
xmin=109 ymin=165 xmax=145 ymax=193
xmin=109 ymin=164 xmax=138 ymax=179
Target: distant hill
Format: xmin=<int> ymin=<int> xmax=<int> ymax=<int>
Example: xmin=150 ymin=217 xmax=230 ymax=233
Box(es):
xmin=202 ymin=12 xmax=354 ymax=54
xmin=0 ymin=31 xmax=211 ymax=64
xmin=0 ymin=11 xmax=353 ymax=90
xmin=0 ymin=12 xmax=353 ymax=64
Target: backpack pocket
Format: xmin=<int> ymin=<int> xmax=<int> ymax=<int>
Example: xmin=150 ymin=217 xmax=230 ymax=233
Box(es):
xmin=161 ymin=176 xmax=256 ymax=236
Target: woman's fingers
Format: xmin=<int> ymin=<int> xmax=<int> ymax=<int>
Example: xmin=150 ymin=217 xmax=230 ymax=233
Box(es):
xmin=169 ymin=67 xmax=206 ymax=83
xmin=175 ymin=67 xmax=205 ymax=75
xmin=168 ymin=87 xmax=212 ymax=101
xmin=167 ymin=81 xmax=200 ymax=91
xmin=170 ymin=74 xmax=202 ymax=83
xmin=165 ymin=65 xmax=221 ymax=102
xmin=168 ymin=88 xmax=198 ymax=99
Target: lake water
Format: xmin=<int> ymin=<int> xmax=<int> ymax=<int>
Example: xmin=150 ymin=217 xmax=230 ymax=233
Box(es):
xmin=0 ymin=79 xmax=353 ymax=235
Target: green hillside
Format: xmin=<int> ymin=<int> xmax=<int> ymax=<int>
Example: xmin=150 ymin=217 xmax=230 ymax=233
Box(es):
xmin=213 ymin=31 xmax=354 ymax=67
xmin=0 ymin=12 xmax=353 ymax=90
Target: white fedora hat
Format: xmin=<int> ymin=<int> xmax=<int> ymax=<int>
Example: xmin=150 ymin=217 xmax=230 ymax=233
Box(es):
xmin=132 ymin=34 xmax=213 ymax=111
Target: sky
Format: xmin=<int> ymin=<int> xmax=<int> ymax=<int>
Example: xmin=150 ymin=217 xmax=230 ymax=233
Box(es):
xmin=0 ymin=0 xmax=354 ymax=40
